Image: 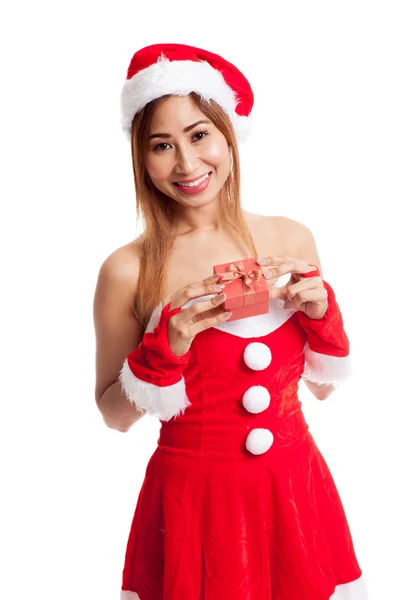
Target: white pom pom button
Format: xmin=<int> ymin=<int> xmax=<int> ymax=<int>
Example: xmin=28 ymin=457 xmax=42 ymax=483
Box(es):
xmin=243 ymin=342 xmax=272 ymax=370
xmin=245 ymin=428 xmax=274 ymax=455
xmin=242 ymin=386 xmax=271 ymax=414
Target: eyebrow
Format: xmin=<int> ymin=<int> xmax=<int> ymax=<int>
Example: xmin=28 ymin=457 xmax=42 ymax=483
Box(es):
xmin=148 ymin=120 xmax=212 ymax=140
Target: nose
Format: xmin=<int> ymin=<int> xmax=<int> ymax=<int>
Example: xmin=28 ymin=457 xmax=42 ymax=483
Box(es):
xmin=174 ymin=141 xmax=199 ymax=175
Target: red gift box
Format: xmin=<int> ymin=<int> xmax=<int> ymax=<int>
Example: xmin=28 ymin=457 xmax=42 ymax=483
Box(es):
xmin=213 ymin=258 xmax=270 ymax=321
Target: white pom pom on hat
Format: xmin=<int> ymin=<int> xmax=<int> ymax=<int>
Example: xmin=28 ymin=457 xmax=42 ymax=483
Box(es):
xmin=120 ymin=43 xmax=254 ymax=143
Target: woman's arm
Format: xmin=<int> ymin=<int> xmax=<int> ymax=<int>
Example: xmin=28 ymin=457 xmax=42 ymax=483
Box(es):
xmin=303 ymin=378 xmax=335 ymax=401
xmin=93 ymin=243 xmax=146 ymax=432
xmin=282 ymin=217 xmax=348 ymax=401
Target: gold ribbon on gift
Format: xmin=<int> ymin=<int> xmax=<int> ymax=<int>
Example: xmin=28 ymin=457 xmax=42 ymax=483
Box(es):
xmin=217 ymin=261 xmax=263 ymax=306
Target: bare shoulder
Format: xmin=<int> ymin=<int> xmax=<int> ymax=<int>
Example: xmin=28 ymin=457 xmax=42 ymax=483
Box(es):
xmin=244 ymin=211 xmax=285 ymax=243
xmin=250 ymin=213 xmax=322 ymax=272
xmin=255 ymin=214 xmax=312 ymax=237
xmin=274 ymin=216 xmax=314 ymax=244
xmin=97 ymin=237 xmax=142 ymax=283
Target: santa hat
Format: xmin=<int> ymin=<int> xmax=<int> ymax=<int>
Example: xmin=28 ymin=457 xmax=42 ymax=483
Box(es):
xmin=120 ymin=43 xmax=254 ymax=143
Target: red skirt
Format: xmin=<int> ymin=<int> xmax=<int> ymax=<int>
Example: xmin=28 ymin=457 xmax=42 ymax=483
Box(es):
xmin=120 ymin=431 xmax=366 ymax=600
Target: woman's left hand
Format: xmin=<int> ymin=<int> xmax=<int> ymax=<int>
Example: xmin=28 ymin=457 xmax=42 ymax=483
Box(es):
xmin=256 ymin=255 xmax=329 ymax=320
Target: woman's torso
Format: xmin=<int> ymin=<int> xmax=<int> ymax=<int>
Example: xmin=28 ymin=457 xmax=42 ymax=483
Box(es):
xmin=135 ymin=213 xmax=310 ymax=460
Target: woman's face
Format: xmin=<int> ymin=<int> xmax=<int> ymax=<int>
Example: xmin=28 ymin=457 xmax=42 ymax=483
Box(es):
xmin=145 ymin=95 xmax=231 ymax=206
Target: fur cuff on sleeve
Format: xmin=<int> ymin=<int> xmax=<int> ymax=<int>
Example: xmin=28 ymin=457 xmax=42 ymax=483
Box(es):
xmin=119 ymin=358 xmax=192 ymax=421
xmin=302 ymin=343 xmax=353 ymax=387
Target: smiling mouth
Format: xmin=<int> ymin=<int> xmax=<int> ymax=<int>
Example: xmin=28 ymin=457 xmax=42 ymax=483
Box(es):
xmin=173 ymin=172 xmax=211 ymax=188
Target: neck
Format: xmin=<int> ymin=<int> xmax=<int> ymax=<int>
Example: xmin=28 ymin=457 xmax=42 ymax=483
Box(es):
xmin=171 ymin=196 xmax=228 ymax=237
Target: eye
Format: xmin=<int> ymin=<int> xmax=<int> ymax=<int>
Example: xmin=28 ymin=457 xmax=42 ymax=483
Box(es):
xmin=193 ymin=130 xmax=209 ymax=141
xmin=152 ymin=142 xmax=171 ymax=152
xmin=151 ymin=130 xmax=209 ymax=152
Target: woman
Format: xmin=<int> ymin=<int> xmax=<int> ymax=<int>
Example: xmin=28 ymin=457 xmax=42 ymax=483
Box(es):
xmin=93 ymin=44 xmax=368 ymax=600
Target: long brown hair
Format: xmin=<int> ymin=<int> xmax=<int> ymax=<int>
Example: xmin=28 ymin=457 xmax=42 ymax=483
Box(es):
xmin=130 ymin=92 xmax=259 ymax=329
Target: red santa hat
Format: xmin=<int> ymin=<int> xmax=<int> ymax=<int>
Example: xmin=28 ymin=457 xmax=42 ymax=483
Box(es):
xmin=120 ymin=43 xmax=254 ymax=143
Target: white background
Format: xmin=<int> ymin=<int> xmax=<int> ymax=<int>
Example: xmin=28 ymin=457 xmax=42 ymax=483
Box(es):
xmin=1 ymin=1 xmax=399 ymax=599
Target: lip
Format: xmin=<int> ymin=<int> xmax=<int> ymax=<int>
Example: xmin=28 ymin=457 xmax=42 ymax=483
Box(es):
xmin=173 ymin=172 xmax=210 ymax=184
xmin=173 ymin=172 xmax=212 ymax=195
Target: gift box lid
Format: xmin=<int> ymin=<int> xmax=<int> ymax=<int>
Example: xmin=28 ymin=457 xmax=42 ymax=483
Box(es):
xmin=213 ymin=257 xmax=269 ymax=311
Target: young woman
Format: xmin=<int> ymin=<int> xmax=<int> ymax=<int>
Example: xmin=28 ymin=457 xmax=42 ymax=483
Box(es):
xmin=93 ymin=43 xmax=368 ymax=600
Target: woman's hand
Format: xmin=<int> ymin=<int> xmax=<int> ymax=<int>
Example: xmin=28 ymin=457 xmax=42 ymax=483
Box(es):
xmin=167 ymin=275 xmax=231 ymax=356
xmin=256 ymin=255 xmax=329 ymax=320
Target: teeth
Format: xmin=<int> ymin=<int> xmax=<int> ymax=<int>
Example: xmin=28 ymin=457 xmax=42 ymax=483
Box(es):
xmin=177 ymin=173 xmax=210 ymax=187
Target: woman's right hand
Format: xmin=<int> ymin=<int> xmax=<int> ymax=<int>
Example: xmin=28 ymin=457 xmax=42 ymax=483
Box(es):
xmin=167 ymin=275 xmax=232 ymax=357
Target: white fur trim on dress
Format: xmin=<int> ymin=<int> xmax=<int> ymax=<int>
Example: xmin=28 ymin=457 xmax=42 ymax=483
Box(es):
xmin=330 ymin=574 xmax=369 ymax=598
xmin=120 ymin=575 xmax=368 ymax=600
xmin=120 ymin=55 xmax=250 ymax=142
xmin=119 ymin=358 xmax=191 ymax=422
xmin=145 ymin=274 xmax=296 ymax=339
xmin=302 ymin=343 xmax=353 ymax=387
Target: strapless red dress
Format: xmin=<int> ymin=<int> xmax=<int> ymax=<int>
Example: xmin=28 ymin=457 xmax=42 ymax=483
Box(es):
xmin=118 ymin=275 xmax=368 ymax=600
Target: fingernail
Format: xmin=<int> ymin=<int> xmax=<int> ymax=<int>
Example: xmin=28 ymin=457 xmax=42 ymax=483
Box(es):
xmin=256 ymin=258 xmax=266 ymax=264
xmin=210 ymin=274 xmax=219 ymax=280
xmin=263 ymin=270 xmax=273 ymax=278
xmin=224 ymin=312 xmax=233 ymax=319
xmin=217 ymin=292 xmax=226 ymax=300
xmin=214 ymin=284 xmax=225 ymax=291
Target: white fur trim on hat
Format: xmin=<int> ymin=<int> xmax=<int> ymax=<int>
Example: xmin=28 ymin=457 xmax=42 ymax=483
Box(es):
xmin=121 ymin=55 xmax=247 ymax=140
xmin=232 ymin=113 xmax=252 ymax=143
xmin=119 ymin=358 xmax=191 ymax=422
xmin=302 ymin=343 xmax=353 ymax=388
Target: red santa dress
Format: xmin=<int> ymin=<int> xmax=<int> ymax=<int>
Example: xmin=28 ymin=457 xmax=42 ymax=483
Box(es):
xmin=118 ymin=273 xmax=368 ymax=600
